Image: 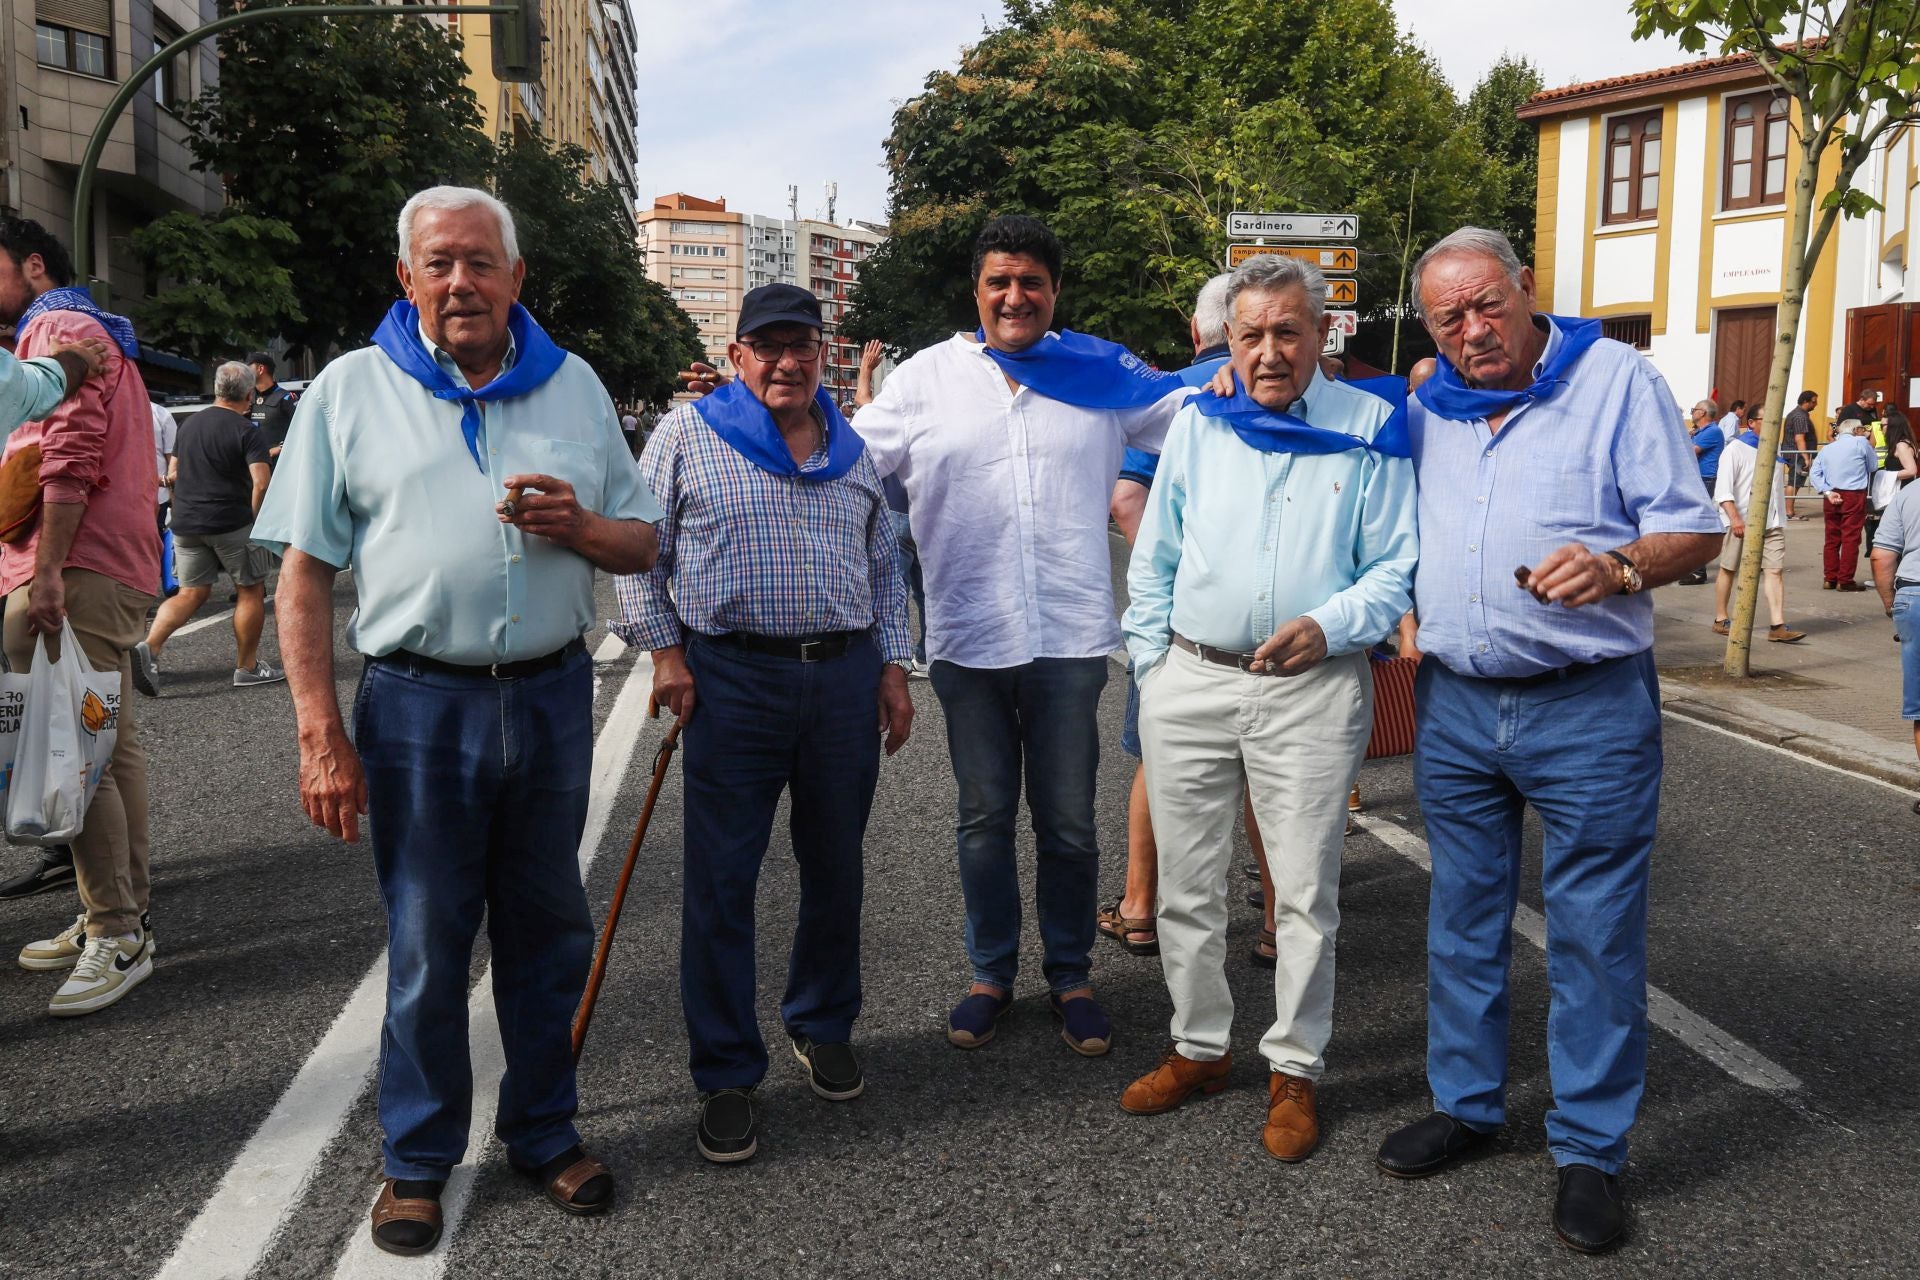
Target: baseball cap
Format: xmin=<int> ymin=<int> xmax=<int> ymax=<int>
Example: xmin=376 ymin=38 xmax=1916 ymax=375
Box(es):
xmin=736 ymin=284 xmax=822 ymax=337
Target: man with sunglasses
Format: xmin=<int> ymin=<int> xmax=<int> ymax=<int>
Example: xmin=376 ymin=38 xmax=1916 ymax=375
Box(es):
xmin=613 ymin=283 xmax=913 ymax=1165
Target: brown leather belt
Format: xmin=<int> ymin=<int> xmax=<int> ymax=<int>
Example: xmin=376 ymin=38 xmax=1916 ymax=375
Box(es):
xmin=1172 ymin=632 xmax=1266 ymax=673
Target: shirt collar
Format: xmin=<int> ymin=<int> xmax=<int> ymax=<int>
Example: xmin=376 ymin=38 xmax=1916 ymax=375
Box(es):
xmin=418 ymin=318 xmax=517 ymax=380
xmin=1531 ymin=315 xmax=1562 ymax=380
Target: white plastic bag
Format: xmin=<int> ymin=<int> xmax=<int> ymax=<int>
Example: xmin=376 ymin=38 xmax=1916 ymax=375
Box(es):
xmin=1873 ymin=468 xmax=1900 ymax=511
xmin=0 ymin=666 xmax=28 ymax=818
xmin=6 ymin=620 xmax=119 ymax=844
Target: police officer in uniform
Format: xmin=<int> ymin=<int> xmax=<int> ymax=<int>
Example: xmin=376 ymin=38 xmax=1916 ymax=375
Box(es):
xmin=247 ymin=350 xmax=298 ymax=464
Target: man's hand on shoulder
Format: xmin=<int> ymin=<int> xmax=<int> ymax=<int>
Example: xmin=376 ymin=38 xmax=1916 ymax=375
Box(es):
xmin=678 ymin=362 xmax=730 ymax=398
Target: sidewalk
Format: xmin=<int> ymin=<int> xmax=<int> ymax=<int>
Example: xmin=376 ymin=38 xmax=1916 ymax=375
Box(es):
xmin=1652 ymin=514 xmax=1918 ymax=793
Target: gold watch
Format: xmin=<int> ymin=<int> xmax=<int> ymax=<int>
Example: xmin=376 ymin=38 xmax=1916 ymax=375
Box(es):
xmin=1605 ymin=549 xmax=1643 ymax=594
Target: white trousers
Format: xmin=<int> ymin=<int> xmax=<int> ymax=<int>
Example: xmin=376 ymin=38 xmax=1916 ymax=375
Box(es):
xmin=1137 ymin=643 xmax=1371 ymax=1077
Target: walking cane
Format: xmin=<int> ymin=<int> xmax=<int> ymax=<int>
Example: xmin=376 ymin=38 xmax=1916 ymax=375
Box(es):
xmin=571 ymin=699 xmax=682 ymax=1063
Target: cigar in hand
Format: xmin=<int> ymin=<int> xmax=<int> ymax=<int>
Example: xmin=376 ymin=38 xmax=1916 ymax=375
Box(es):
xmin=499 ymin=485 xmax=526 ymax=519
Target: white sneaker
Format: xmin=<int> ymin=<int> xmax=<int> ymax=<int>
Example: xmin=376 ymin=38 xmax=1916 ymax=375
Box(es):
xmin=49 ymin=933 xmax=152 ymax=1017
xmin=18 ymin=913 xmax=88 ymax=971
xmin=234 ymin=662 xmax=287 ymax=688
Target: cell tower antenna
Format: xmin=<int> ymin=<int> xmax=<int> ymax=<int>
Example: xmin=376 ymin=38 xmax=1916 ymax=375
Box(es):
xmin=826 ymin=181 xmax=838 ymax=225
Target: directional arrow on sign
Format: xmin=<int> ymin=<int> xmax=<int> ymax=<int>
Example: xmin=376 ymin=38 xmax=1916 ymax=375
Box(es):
xmin=1226 ymin=211 xmax=1360 ymax=241
xmin=1229 ymin=243 xmax=1360 ymax=271
xmin=1325 ymin=278 xmax=1358 ymax=305
xmin=1326 ymin=310 xmax=1359 ymax=336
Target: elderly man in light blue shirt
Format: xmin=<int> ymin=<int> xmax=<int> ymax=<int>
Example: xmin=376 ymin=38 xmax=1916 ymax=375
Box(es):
xmin=253 ymin=186 xmax=660 ymax=1256
xmin=1373 ymin=228 xmax=1721 ymax=1255
xmin=1810 ymin=422 xmax=1879 ymax=588
xmin=1119 ymin=253 xmax=1416 ymax=1163
xmin=0 ymin=339 xmax=105 ymax=435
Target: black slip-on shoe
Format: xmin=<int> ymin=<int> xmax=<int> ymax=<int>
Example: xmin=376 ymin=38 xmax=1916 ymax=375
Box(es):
xmin=697 ymin=1087 xmax=758 ymax=1164
xmin=791 ymin=1035 xmax=864 ymax=1101
xmin=1554 ymin=1163 xmax=1626 ymax=1253
xmin=1375 ymin=1110 xmax=1495 ymax=1178
xmin=0 ymin=845 xmax=76 ymax=900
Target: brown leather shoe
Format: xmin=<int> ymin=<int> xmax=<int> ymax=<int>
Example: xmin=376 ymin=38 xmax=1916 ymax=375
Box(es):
xmin=371 ymin=1178 xmax=444 ymax=1257
xmin=1262 ymin=1072 xmax=1319 ymax=1162
xmin=1119 ymin=1045 xmax=1231 ymax=1115
xmin=1767 ymin=624 xmax=1806 ymax=643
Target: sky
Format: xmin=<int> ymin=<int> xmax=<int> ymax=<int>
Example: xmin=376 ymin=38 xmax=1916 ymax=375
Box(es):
xmin=629 ymin=1 xmax=1702 ymax=228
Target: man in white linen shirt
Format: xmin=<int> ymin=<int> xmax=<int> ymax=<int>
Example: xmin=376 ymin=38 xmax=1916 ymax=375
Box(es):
xmin=853 ymin=214 xmax=1188 ymax=1057
xmin=1712 ymin=406 xmax=1804 ymax=643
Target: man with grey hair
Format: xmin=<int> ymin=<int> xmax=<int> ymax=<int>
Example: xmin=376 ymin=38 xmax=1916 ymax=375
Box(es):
xmin=1101 ymin=271 xmax=1235 ymax=959
xmin=1375 ymin=226 xmax=1720 ymax=1253
xmin=253 ymin=185 xmax=663 ymax=1254
xmin=1118 ymin=253 xmax=1416 ymax=1161
xmin=1681 ymin=398 xmax=1725 ymax=583
xmin=132 ymin=360 xmax=279 ymax=692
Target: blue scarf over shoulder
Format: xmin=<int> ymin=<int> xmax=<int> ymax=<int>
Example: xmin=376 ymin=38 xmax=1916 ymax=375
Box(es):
xmin=695 ymin=379 xmax=865 ymax=482
xmin=17 ymin=286 xmax=139 ymax=358
xmin=973 ymin=328 xmax=1184 ymax=408
xmin=1194 ymin=372 xmax=1412 ymax=458
xmin=372 ymin=300 xmax=568 ymax=473
xmin=1413 ymin=315 xmax=1604 ymax=422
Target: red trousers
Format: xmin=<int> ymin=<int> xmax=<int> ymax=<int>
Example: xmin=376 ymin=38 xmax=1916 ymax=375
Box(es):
xmin=1822 ymin=488 xmax=1868 ymax=584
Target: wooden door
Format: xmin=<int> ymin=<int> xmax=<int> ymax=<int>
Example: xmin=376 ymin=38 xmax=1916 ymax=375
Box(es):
xmin=1712 ymin=304 xmax=1778 ymax=415
xmin=1846 ymin=302 xmax=1902 ymax=410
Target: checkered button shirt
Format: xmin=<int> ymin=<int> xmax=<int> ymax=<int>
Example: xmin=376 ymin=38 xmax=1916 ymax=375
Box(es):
xmin=611 ymin=402 xmax=910 ymax=660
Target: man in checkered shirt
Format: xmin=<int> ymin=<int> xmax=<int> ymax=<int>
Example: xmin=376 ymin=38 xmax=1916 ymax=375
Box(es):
xmin=612 ymin=283 xmax=913 ymax=1166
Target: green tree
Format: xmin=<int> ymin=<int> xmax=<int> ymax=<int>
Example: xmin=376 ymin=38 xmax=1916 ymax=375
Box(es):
xmin=127 ymin=209 xmax=304 ymax=373
xmin=1464 ymin=55 xmax=1547 ymax=265
xmin=1630 ymin=0 xmax=1920 ymax=676
xmin=180 ymin=0 xmax=492 ymax=361
xmin=490 ymin=133 xmax=702 ymax=407
xmin=845 ymin=0 xmax=1504 ymax=371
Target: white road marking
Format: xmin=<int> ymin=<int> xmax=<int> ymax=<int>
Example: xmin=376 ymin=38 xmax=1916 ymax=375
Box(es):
xmin=1351 ymin=811 xmax=1804 ymax=1094
xmin=171 ymin=606 xmax=234 ymax=639
xmin=1661 ymin=706 xmax=1920 ymax=800
xmin=151 ymin=648 xmax=655 ymax=1280
xmin=330 ymin=650 xmax=657 ymax=1278
xmin=592 ymin=632 xmax=626 ymax=663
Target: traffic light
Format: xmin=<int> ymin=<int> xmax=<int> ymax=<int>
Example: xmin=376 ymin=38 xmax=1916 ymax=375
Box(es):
xmin=491 ymin=0 xmax=541 ymax=83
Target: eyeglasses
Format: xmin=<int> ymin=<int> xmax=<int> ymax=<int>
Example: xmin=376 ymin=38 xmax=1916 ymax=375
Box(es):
xmin=743 ymin=338 xmax=823 ymax=362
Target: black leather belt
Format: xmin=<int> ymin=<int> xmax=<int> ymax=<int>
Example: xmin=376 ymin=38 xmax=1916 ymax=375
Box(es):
xmin=375 ymin=637 xmax=585 ymax=680
xmin=1898 ymin=579 xmax=1920 ymax=591
xmin=1172 ymin=632 xmax=1266 ymax=672
xmin=711 ymin=630 xmax=861 ymax=662
xmin=1483 ymin=653 xmax=1632 ymax=688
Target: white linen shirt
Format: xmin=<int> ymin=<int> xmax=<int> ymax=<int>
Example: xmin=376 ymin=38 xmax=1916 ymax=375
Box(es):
xmin=1712 ymin=436 xmax=1786 ymax=530
xmin=854 ymin=333 xmax=1187 ymax=669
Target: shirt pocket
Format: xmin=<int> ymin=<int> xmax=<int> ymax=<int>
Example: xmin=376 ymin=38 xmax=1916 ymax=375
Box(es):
xmin=1526 ymin=453 xmax=1606 ymax=537
xmin=518 ymin=438 xmax=604 ymax=513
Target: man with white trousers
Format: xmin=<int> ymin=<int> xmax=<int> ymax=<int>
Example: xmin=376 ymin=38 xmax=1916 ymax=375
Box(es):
xmin=1118 ymin=254 xmax=1417 ymax=1160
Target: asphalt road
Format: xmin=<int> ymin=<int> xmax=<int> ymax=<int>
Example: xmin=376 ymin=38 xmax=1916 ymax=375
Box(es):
xmin=1 ymin=563 xmax=1916 ymax=1279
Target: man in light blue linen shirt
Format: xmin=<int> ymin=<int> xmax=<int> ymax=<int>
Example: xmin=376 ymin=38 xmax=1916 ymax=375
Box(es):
xmin=1810 ymin=421 xmax=1879 ymax=589
xmin=252 ymin=186 xmax=660 ymax=1256
xmin=1118 ymin=253 xmax=1416 ymax=1163
xmin=0 ymin=337 xmax=107 ymax=435
xmin=1373 ymin=228 xmax=1720 ymax=1255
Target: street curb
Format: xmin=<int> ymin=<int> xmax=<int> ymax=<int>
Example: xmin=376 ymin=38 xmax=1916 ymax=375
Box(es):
xmin=1662 ymin=688 xmax=1919 ymax=795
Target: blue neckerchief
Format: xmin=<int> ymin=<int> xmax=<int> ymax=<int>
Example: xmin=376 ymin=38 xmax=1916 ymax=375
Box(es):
xmin=17 ymin=286 xmax=139 ymax=358
xmin=972 ymin=328 xmax=1183 ymax=408
xmin=1413 ymin=315 xmax=1605 ymax=422
xmin=695 ymin=379 xmax=864 ymax=482
xmin=1737 ymin=429 xmax=1760 ymax=448
xmin=1176 ymin=352 xmax=1231 ymax=388
xmin=371 ymin=300 xmax=568 ymax=472
xmin=1193 ymin=372 xmax=1412 ymax=459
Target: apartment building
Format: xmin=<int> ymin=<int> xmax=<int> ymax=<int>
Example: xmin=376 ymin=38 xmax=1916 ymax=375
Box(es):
xmin=448 ymin=0 xmax=639 ymax=229
xmin=1521 ymin=50 xmax=1920 ymax=429
xmin=638 ymin=193 xmax=888 ymax=402
xmin=0 ymin=0 xmax=222 ymax=387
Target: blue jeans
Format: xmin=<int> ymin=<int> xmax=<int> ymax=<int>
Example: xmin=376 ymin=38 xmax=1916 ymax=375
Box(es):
xmin=355 ymin=649 xmax=595 ymax=1181
xmin=930 ymin=657 xmax=1108 ymax=995
xmin=1412 ymin=652 xmax=1661 ymax=1174
xmin=680 ymin=633 xmax=881 ymax=1092
xmin=890 ymin=511 xmax=928 ymax=665
xmin=1894 ymin=586 xmax=1920 ymax=720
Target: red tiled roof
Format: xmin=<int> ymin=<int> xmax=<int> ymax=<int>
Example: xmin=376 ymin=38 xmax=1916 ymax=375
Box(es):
xmin=1518 ymin=49 xmax=1777 ymax=119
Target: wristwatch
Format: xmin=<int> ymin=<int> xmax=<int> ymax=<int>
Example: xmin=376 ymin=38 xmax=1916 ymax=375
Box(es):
xmin=1605 ymin=549 xmax=1643 ymax=594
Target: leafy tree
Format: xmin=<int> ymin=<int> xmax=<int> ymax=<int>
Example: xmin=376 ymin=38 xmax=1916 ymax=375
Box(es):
xmin=1464 ymin=55 xmax=1547 ymax=265
xmin=491 ymin=134 xmax=703 ymax=407
xmin=180 ymin=0 xmax=492 ymax=361
xmin=127 ymin=209 xmax=303 ymax=373
xmin=845 ymin=0 xmax=1506 ymax=371
xmin=1630 ymin=0 xmax=1920 ymax=675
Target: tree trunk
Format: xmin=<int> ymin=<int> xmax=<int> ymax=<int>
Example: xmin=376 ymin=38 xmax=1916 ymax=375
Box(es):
xmin=1721 ymin=135 xmax=1822 ymax=676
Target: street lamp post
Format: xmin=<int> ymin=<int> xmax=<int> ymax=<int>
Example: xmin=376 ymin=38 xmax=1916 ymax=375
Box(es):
xmin=71 ymin=0 xmax=537 ymax=291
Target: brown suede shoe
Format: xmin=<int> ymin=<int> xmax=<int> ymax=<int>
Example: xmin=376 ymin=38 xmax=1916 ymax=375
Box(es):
xmin=1262 ymin=1072 xmax=1319 ymax=1162
xmin=1120 ymin=1045 xmax=1232 ymax=1115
